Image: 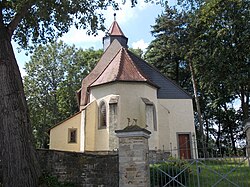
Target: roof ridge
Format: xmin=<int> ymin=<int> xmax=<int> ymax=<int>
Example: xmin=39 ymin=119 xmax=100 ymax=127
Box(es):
xmin=116 ymin=48 xmax=125 ymax=80
xmin=122 ymin=48 xmax=147 ymax=81
xmin=127 ymin=50 xmax=191 ymax=98
xmin=90 ymin=48 xmax=122 ymax=86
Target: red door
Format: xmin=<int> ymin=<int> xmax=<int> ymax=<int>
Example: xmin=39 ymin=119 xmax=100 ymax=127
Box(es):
xmin=178 ymin=134 xmax=191 ymax=159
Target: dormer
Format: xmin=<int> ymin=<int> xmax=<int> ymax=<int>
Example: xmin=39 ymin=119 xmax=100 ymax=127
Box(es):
xmin=103 ymin=15 xmax=128 ymax=51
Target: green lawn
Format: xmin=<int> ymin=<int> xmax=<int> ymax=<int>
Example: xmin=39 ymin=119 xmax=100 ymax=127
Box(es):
xmin=151 ymin=157 xmax=250 ymax=187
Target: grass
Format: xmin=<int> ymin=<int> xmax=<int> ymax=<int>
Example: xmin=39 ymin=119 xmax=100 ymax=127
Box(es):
xmin=151 ymin=157 xmax=250 ymax=187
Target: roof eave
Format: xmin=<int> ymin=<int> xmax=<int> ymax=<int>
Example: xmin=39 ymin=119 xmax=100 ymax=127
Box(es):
xmin=90 ymin=80 xmax=159 ymax=89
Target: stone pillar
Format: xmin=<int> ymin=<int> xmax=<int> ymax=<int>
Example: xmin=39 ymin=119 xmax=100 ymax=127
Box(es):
xmin=244 ymin=118 xmax=250 ymax=164
xmin=116 ymin=125 xmax=151 ymax=187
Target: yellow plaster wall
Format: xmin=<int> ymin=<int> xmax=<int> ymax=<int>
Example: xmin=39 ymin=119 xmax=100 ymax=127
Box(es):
xmin=90 ymin=82 xmax=157 ymax=128
xmin=158 ymin=99 xmax=196 ymax=156
xmin=85 ymin=101 xmax=97 ymax=151
xmin=90 ymin=82 xmax=159 ymax=150
xmin=50 ymin=83 xmax=195 ymax=154
xmin=84 ymin=98 xmax=110 ymax=151
xmin=94 ymin=95 xmax=115 ymax=151
xmin=49 ymin=112 xmax=81 ymax=152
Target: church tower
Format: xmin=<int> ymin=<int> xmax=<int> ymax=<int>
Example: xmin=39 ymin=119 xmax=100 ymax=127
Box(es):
xmin=103 ymin=14 xmax=128 ymax=51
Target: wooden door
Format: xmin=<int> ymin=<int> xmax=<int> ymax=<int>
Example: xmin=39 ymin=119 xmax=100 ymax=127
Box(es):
xmin=178 ymin=134 xmax=191 ymax=159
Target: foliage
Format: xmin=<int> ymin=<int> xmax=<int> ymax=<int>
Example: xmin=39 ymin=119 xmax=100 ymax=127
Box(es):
xmin=146 ymin=0 xmax=249 ymax=153
xmin=189 ymin=0 xmax=250 ymax=153
xmin=150 ymin=158 xmax=190 ymax=186
xmin=192 ymin=0 xmax=250 ymax=120
xmin=1 ymin=0 xmax=121 ymax=50
xmin=0 ymin=0 xmax=178 ymax=185
xmin=145 ymin=5 xmax=191 ymax=90
xmin=129 ymin=48 xmax=144 ymax=58
xmin=24 ymin=41 xmax=102 ymax=148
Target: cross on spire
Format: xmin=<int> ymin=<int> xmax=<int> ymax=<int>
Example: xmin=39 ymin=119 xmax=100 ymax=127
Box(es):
xmin=114 ymin=13 xmax=116 ymax=21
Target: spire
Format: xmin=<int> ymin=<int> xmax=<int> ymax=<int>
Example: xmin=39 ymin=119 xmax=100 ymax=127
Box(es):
xmin=103 ymin=14 xmax=128 ymax=51
xmin=108 ymin=21 xmax=125 ymax=36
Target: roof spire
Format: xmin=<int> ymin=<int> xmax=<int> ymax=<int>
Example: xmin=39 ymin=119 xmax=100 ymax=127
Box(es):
xmin=103 ymin=16 xmax=128 ymax=51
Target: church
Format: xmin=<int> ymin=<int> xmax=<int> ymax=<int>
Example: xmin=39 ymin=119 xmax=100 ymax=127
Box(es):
xmin=49 ymin=19 xmax=196 ymax=159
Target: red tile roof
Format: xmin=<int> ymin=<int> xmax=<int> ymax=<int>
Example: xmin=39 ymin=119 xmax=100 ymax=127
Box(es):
xmin=108 ymin=21 xmax=125 ymax=36
xmin=79 ymin=40 xmax=123 ymax=105
xmin=78 ymin=21 xmax=191 ymax=107
xmin=91 ymin=48 xmax=149 ymax=87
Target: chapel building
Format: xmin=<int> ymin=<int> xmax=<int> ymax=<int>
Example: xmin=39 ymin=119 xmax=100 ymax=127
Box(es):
xmin=49 ymin=20 xmax=196 ymax=159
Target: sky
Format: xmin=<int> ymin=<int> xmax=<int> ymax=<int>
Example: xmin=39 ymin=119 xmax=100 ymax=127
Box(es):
xmin=13 ymin=0 xmax=177 ymax=77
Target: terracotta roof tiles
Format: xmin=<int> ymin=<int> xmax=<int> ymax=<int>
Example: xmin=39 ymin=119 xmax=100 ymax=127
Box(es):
xmin=108 ymin=21 xmax=125 ymax=36
xmin=91 ymin=48 xmax=151 ymax=87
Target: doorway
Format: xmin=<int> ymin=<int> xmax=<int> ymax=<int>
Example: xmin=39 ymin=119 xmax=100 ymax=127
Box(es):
xmin=178 ymin=133 xmax=191 ymax=159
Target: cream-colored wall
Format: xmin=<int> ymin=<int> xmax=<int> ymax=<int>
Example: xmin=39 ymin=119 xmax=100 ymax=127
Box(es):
xmin=50 ymin=82 xmax=195 ymax=154
xmin=85 ymin=101 xmax=97 ymax=151
xmin=157 ymin=100 xmax=171 ymax=151
xmin=158 ymin=99 xmax=196 ymax=157
xmin=90 ymin=82 xmax=157 ymax=128
xmin=90 ymin=82 xmax=159 ymax=150
xmin=49 ymin=113 xmax=81 ymax=152
xmin=85 ymin=99 xmax=110 ymax=151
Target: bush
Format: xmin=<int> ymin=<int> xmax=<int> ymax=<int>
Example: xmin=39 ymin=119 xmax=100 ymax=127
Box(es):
xmin=150 ymin=158 xmax=190 ymax=186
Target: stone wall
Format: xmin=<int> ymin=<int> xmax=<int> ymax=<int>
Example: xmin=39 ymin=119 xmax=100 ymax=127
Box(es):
xmin=116 ymin=126 xmax=151 ymax=187
xmin=37 ymin=149 xmax=119 ymax=186
xmin=148 ymin=150 xmax=170 ymax=163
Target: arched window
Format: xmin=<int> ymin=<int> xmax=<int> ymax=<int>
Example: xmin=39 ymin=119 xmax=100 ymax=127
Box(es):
xmin=99 ymin=101 xmax=107 ymax=129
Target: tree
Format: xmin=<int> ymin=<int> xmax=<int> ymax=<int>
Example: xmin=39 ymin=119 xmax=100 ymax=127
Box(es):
xmin=193 ymin=0 xmax=250 ymax=121
xmin=0 ymin=0 xmax=127 ymax=185
xmin=129 ymin=47 xmax=144 ymax=58
xmin=146 ymin=0 xmax=249 ymax=154
xmin=24 ymin=42 xmax=102 ymax=148
xmin=145 ymin=5 xmax=204 ymax=141
xmin=145 ymin=6 xmax=191 ymax=88
xmin=190 ymin=0 xmax=250 ymax=153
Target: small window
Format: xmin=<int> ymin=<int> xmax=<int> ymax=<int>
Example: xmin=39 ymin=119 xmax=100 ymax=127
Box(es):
xmin=146 ymin=103 xmax=157 ymax=131
xmin=68 ymin=128 xmax=77 ymax=143
xmin=99 ymin=101 xmax=107 ymax=129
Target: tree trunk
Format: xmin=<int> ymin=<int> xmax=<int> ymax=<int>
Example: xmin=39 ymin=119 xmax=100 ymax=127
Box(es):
xmin=189 ymin=61 xmax=204 ymax=140
xmin=0 ymin=27 xmax=42 ymax=186
xmin=240 ymin=88 xmax=249 ymax=120
xmin=216 ymin=123 xmax=221 ymax=149
xmin=223 ymin=105 xmax=237 ymax=155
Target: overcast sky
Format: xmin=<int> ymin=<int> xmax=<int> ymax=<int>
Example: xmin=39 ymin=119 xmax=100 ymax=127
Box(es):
xmin=13 ymin=0 xmax=177 ymax=77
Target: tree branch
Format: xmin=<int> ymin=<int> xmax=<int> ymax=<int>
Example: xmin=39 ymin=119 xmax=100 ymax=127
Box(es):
xmin=7 ymin=0 xmax=34 ymax=36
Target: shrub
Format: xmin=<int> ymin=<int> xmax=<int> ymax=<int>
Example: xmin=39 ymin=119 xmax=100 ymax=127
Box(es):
xmin=150 ymin=158 xmax=190 ymax=186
